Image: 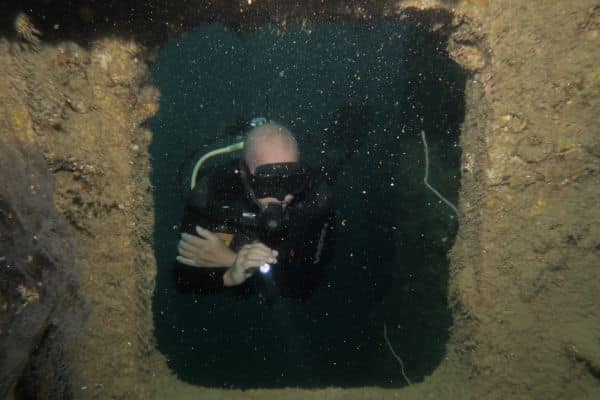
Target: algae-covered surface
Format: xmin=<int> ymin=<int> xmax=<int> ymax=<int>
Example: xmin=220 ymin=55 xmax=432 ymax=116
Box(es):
xmin=456 ymin=2 xmax=600 ymax=399
xmin=0 ymin=33 xmax=165 ymax=397
xmin=0 ymin=0 xmax=598 ymax=399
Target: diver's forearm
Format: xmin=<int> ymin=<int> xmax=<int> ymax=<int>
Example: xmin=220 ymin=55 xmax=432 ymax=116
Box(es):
xmin=222 ymin=250 xmax=237 ymax=270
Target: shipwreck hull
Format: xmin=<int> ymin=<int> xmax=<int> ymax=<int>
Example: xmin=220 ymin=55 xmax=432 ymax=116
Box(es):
xmin=0 ymin=1 xmax=598 ymax=399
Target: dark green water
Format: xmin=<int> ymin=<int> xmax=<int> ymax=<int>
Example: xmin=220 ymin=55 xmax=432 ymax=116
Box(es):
xmin=150 ymin=21 xmax=464 ymax=388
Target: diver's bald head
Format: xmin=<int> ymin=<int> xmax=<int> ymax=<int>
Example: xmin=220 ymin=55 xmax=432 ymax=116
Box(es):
xmin=244 ymin=123 xmax=299 ymax=173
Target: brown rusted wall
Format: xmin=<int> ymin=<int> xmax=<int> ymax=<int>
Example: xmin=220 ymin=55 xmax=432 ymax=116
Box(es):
xmin=451 ymin=2 xmax=600 ymax=399
xmin=0 ymin=0 xmax=598 ymax=399
xmin=0 ymin=33 xmax=165 ymax=398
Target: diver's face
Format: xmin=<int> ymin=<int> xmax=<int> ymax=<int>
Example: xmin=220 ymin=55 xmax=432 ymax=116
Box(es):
xmin=247 ymin=134 xmax=299 ymax=209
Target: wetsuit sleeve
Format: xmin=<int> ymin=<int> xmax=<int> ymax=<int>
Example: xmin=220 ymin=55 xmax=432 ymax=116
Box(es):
xmin=172 ymin=205 xmax=229 ymax=294
xmin=280 ymin=212 xmax=336 ymax=299
xmin=315 ymin=212 xmax=336 ymax=267
xmin=173 ymin=168 xmax=234 ymax=294
xmin=279 ymin=180 xmax=336 ymax=299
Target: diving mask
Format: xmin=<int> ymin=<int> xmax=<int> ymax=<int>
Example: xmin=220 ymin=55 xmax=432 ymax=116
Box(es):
xmin=243 ymin=162 xmax=310 ymax=201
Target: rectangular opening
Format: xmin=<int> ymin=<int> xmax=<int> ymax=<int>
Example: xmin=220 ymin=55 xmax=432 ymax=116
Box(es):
xmin=150 ymin=20 xmax=465 ymax=389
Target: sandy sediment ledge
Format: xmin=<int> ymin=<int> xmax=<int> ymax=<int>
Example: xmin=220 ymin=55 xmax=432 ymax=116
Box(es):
xmin=0 ymin=1 xmax=598 ymax=399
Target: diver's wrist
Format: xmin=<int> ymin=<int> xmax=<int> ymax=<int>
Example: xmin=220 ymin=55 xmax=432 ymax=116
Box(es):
xmin=223 ymin=268 xmax=234 ymax=286
xmin=223 ymin=253 xmax=244 ymax=287
xmin=223 ymin=267 xmax=245 ymax=287
xmin=223 ymin=249 xmax=237 ymax=268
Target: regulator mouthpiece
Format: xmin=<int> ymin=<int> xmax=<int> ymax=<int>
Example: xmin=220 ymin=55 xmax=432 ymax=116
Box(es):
xmin=258 ymin=203 xmax=289 ymax=233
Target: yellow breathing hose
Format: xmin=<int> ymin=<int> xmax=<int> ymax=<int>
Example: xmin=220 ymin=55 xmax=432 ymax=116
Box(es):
xmin=190 ymin=141 xmax=245 ymax=190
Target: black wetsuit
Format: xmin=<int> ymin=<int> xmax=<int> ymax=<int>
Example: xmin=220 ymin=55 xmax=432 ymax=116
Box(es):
xmin=173 ymin=159 xmax=336 ymax=299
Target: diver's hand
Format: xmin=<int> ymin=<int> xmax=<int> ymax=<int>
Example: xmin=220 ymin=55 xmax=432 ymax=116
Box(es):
xmin=176 ymin=226 xmax=236 ymax=268
xmin=223 ymin=243 xmax=278 ymax=287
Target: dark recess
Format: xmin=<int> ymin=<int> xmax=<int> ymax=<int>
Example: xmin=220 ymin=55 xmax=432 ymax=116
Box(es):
xmin=0 ymin=0 xmax=464 ymax=394
xmin=150 ymin=17 xmax=465 ymax=388
xmin=0 ymin=1 xmax=457 ymax=47
xmin=0 ymin=142 xmax=88 ymax=400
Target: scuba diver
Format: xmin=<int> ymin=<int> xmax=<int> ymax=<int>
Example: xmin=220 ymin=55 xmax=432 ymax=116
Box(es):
xmin=173 ymin=102 xmax=372 ymax=299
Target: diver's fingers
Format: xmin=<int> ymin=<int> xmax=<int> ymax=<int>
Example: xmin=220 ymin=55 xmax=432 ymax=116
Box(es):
xmin=245 ymin=247 xmax=276 ymax=263
xmin=177 ymin=248 xmax=197 ymax=260
xmin=180 ymin=232 xmax=207 ymax=246
xmin=242 ymin=255 xmax=271 ymax=269
xmin=252 ymin=242 xmax=273 ymax=252
xmin=178 ymin=240 xmax=201 ymax=254
xmin=239 ymin=244 xmax=268 ymax=257
xmin=195 ymin=226 xmax=219 ymax=241
xmin=237 ymin=247 xmax=270 ymax=264
xmin=176 ymin=256 xmax=199 ymax=267
xmin=248 ymin=242 xmax=278 ymax=258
